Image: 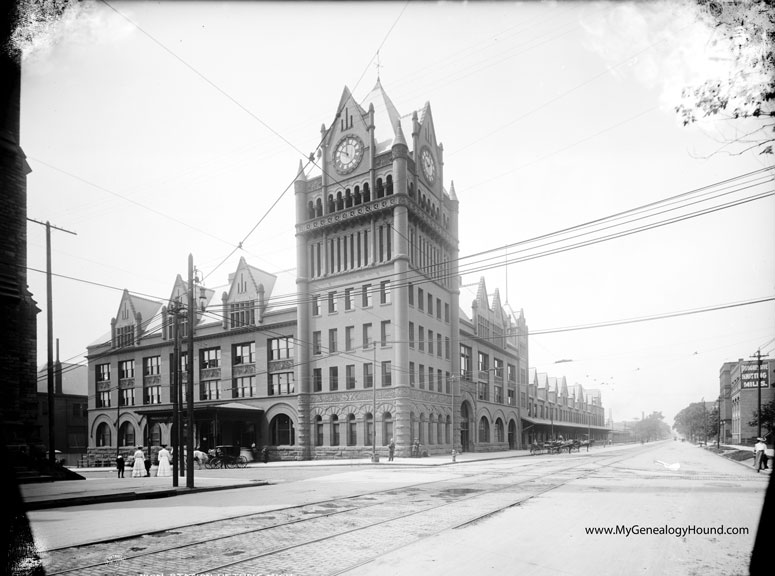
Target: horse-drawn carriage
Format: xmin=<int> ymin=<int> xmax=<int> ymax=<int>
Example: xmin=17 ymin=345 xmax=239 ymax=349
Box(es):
xmin=204 ymin=445 xmax=248 ymax=469
xmin=529 ymin=439 xmax=586 ymax=455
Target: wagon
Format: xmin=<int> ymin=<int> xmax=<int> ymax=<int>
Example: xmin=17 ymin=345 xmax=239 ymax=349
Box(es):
xmin=205 ymin=445 xmax=248 ymax=469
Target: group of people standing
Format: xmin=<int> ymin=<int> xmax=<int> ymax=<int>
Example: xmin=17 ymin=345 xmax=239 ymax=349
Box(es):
xmin=115 ymin=446 xmax=173 ymax=478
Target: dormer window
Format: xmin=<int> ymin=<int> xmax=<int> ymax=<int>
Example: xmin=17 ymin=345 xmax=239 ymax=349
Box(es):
xmin=230 ymin=301 xmax=255 ymax=328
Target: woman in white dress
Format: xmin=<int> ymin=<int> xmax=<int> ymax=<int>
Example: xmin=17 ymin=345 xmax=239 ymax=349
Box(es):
xmin=132 ymin=447 xmax=145 ymax=478
xmin=157 ymin=445 xmax=172 ymax=477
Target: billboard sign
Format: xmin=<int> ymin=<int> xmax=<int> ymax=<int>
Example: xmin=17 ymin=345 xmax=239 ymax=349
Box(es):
xmin=741 ymin=362 xmax=770 ymax=388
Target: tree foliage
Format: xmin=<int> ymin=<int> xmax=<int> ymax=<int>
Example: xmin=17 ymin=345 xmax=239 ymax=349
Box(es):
xmin=676 ymin=0 xmax=775 ymax=154
xmin=673 ymin=402 xmax=718 ymax=441
xmin=632 ymin=411 xmax=672 ymax=442
xmin=748 ymin=399 xmax=775 ymax=436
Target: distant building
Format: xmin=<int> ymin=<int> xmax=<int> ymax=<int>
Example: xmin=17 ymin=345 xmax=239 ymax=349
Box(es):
xmin=728 ymin=358 xmax=775 ymax=444
xmin=36 ymin=362 xmax=88 ymax=465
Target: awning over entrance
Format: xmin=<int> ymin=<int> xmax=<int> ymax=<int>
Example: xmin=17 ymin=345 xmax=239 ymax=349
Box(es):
xmin=134 ymin=402 xmax=264 ymax=420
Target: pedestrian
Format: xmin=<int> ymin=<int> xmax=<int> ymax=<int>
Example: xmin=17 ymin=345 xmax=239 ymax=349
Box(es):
xmin=132 ymin=446 xmax=145 ymax=478
xmin=388 ymin=438 xmax=395 ymax=461
xmin=116 ymin=454 xmax=125 ymax=478
xmin=157 ymin=445 xmax=172 ymax=477
xmin=754 ymin=437 xmax=768 ymax=472
xmin=144 ymin=452 xmax=152 ymax=477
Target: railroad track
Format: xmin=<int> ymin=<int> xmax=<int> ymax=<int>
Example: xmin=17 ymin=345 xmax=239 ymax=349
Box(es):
xmin=41 ymin=447 xmax=654 ymax=576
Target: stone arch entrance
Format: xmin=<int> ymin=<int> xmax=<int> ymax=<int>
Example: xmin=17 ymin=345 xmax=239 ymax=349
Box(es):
xmin=508 ymin=419 xmax=517 ymax=449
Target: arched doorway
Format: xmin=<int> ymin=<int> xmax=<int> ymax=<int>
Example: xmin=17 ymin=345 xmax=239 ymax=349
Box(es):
xmin=460 ymin=402 xmax=471 ymax=452
xmin=508 ymin=420 xmax=517 ymax=449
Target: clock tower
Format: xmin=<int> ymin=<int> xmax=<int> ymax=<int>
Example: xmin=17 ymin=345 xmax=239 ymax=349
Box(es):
xmin=294 ymin=80 xmax=460 ymax=458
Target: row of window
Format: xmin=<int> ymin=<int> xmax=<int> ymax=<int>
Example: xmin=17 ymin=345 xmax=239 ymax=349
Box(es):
xmin=459 ymin=345 xmax=519 ymax=383
xmin=408 ymin=283 xmax=450 ymax=322
xmin=308 ymin=224 xmax=394 ymax=278
xmin=312 ymin=362 xmax=391 ymax=391
xmin=312 ymin=321 xmax=392 ymax=355
xmin=312 ymin=281 xmax=391 ymax=317
xmin=408 ymin=322 xmax=451 ymax=359
xmin=527 ymin=403 xmax=604 ymax=425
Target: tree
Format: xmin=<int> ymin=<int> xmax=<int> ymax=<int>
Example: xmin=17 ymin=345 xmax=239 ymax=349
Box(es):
xmin=748 ymin=399 xmax=775 ymax=436
xmin=675 ymin=0 xmax=774 ymax=155
xmin=633 ymin=411 xmax=672 ymax=442
xmin=673 ymin=402 xmax=717 ymax=442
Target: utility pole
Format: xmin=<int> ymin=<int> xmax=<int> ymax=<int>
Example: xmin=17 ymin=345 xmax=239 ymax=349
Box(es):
xmin=186 ymin=254 xmax=195 ymax=488
xmin=751 ymin=350 xmax=769 ymax=439
xmin=372 ymin=343 xmax=377 ymax=462
xmin=27 ymin=218 xmax=76 ymax=466
xmin=170 ymin=299 xmax=181 ymax=487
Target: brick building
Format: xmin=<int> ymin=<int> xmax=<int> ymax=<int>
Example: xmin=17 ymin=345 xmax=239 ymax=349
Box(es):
xmin=86 ymin=82 xmax=605 ymax=460
xmin=728 ymin=358 xmax=775 ymax=444
xmin=36 ymin=362 xmax=88 ymax=465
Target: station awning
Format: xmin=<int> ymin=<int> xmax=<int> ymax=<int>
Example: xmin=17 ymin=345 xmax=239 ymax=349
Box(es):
xmin=134 ymin=402 xmax=264 ymax=419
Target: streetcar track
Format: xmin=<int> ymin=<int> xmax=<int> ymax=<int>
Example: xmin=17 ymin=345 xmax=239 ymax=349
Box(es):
xmin=41 ymin=447 xmax=649 ymax=576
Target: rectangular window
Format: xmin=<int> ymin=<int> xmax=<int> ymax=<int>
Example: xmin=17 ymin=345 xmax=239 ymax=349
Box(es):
xmin=119 ymin=388 xmax=135 ymax=406
xmin=345 ymin=288 xmax=353 ymax=310
xmin=364 ymin=363 xmax=374 ymax=388
xmin=232 ymin=376 xmax=255 ymax=398
xmin=419 ymin=326 xmax=425 ymax=352
xmin=144 ymin=385 xmax=161 ymax=405
xmin=428 ymin=366 xmax=435 ymax=391
xmin=436 ymin=298 xmax=441 ymax=319
xmin=346 ymin=364 xmax=356 ymax=389
xmin=329 ymin=328 xmax=338 ymax=353
xmin=313 ymin=368 xmax=322 ymax=392
xmin=381 ymin=320 xmax=391 ymax=347
xmin=508 ymin=389 xmax=516 ymax=406
xmin=427 ymin=293 xmax=433 ymax=315
xmin=380 ymin=280 xmax=391 ymax=304
xmin=345 ymin=326 xmax=354 ymax=351
xmin=200 ymin=348 xmax=221 ymax=369
xmin=478 ymin=352 xmax=489 ymax=373
xmin=363 ymin=323 xmax=372 ymax=349
xmin=460 ymin=345 xmax=472 ymax=379
xmin=446 ymin=371 xmax=451 ymax=394
xmin=438 ymin=369 xmax=443 ymax=392
xmin=229 ymin=301 xmax=255 ymax=328
xmin=200 ymin=380 xmax=220 ymax=400
xmin=96 ymin=363 xmax=111 ymax=382
xmin=119 ymin=359 xmax=134 ymax=379
xmin=328 ymin=291 xmax=338 ymax=313
xmin=409 ymin=362 xmax=415 ymax=387
xmin=478 ymin=382 xmax=489 ymax=401
xmin=445 ymin=303 xmax=450 ymax=322
xmin=495 ymin=385 xmax=503 ymax=404
xmin=428 ymin=330 xmax=434 ymax=355
xmin=362 ymin=284 xmax=372 ymax=307
xmin=313 ymin=331 xmax=322 ymax=355
xmin=97 ymin=390 xmax=111 ymax=408
xmin=382 ymin=361 xmax=392 ymax=386
xmin=409 ymin=322 xmax=415 ymax=348
xmin=445 ymin=337 xmax=450 ymax=359
xmin=494 ymin=358 xmax=504 ymax=379
xmin=418 ymin=288 xmax=424 ymax=310
xmin=408 ymin=282 xmax=414 ymax=306
xmin=269 ymin=372 xmax=295 ymax=395
xmin=329 ymin=366 xmax=339 ymax=391
xmin=312 ymin=294 xmax=320 ymax=316
xmin=143 ymin=357 xmax=160 ymax=376
xmin=269 ymin=337 xmax=294 ymax=360
xmin=419 ymin=364 xmax=425 ymax=389
xmin=234 ymin=342 xmax=255 ymax=365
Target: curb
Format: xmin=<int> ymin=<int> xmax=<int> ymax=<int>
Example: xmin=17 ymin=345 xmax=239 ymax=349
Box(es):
xmin=23 ymin=480 xmax=269 ymax=511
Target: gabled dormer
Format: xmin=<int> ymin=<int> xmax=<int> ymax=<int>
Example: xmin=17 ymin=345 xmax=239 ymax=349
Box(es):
xmin=412 ymin=101 xmax=443 ymax=199
xmin=111 ymin=289 xmax=161 ymax=348
xmin=221 ymin=257 xmax=277 ymax=329
xmin=161 ymin=274 xmax=216 ymax=340
xmin=324 ymin=85 xmax=372 ymax=184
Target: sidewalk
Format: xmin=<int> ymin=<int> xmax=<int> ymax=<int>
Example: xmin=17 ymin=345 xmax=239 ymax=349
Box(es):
xmin=18 ymin=443 xmax=631 ymax=510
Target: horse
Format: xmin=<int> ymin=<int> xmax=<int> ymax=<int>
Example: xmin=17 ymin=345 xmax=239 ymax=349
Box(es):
xmin=193 ymin=449 xmax=208 ymax=469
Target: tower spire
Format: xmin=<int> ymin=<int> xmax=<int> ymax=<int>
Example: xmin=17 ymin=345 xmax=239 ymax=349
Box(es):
xmin=376 ymin=50 xmax=383 ymax=82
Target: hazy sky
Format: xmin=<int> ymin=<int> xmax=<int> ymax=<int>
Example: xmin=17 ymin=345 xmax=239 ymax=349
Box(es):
xmin=19 ymin=1 xmax=774 ymax=426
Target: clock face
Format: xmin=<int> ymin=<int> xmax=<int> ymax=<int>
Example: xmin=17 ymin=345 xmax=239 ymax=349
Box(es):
xmin=421 ymin=147 xmax=436 ymax=183
xmin=334 ymin=135 xmax=364 ymax=174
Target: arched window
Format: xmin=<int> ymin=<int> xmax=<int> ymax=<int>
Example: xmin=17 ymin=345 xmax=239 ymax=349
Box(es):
xmin=331 ymin=415 xmax=340 ymax=446
xmin=428 ymin=414 xmax=436 ymax=445
xmin=354 ymin=186 xmax=361 ymax=205
xmin=315 ymin=415 xmax=323 ymax=446
xmin=419 ymin=413 xmax=426 ymax=444
xmin=386 ymin=175 xmax=393 ymax=195
xmin=308 ymin=201 xmax=315 ymax=220
xmin=437 ymin=417 xmax=443 ymax=445
xmin=315 ymin=198 xmax=323 ymax=217
xmin=479 ymin=417 xmax=490 ymax=443
xmin=408 ymin=182 xmax=415 ymax=198
xmin=347 ymin=414 xmax=357 ymax=446
xmin=119 ymin=421 xmax=135 ymax=447
xmin=363 ymin=183 xmax=371 ymax=203
xmin=327 ymin=194 xmax=335 ymax=214
xmin=410 ymin=412 xmax=415 ymax=444
xmin=270 ymin=414 xmax=295 ymax=445
xmin=376 ymin=178 xmax=384 ymax=199
xmin=446 ymin=415 xmax=451 ymax=444
xmin=345 ymin=189 xmax=353 ymax=208
xmin=365 ymin=413 xmax=374 ymax=446
xmin=336 ymin=191 xmax=344 ymax=211
xmin=495 ymin=418 xmax=504 ymax=443
xmin=96 ymin=422 xmax=111 ymax=447
xmin=383 ymin=412 xmax=393 ymax=446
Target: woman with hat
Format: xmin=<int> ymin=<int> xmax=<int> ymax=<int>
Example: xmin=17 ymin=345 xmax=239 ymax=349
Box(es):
xmin=753 ymin=437 xmax=768 ymax=472
xmin=132 ymin=446 xmax=146 ymax=478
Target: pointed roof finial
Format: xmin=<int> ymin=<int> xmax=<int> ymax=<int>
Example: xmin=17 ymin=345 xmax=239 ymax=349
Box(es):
xmin=449 ymin=180 xmax=458 ymax=201
xmin=376 ymin=50 xmax=383 ymax=82
xmin=296 ymin=159 xmax=307 ymax=182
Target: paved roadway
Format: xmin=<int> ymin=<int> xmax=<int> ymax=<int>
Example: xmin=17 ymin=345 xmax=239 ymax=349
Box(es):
xmin=25 ymin=441 xmax=769 ymax=575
